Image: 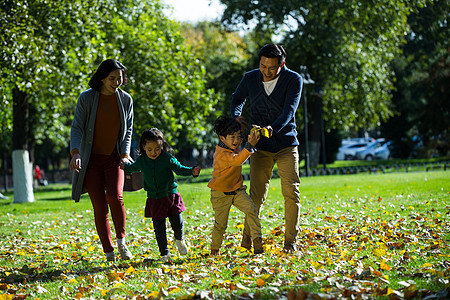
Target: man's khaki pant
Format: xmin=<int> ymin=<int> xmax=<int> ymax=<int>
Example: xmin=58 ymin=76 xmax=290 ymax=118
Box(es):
xmin=210 ymin=186 xmax=262 ymax=250
xmin=244 ymin=146 xmax=301 ymax=246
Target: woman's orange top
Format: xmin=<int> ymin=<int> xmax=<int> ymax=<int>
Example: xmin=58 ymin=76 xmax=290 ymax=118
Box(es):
xmin=91 ymin=93 xmax=121 ymax=155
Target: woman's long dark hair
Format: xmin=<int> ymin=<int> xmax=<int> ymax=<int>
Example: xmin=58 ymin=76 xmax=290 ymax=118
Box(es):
xmin=88 ymin=59 xmax=128 ymax=92
xmin=138 ymin=128 xmax=174 ymax=155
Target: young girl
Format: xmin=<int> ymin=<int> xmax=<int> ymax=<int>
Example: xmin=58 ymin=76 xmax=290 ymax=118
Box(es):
xmin=124 ymin=128 xmax=200 ymax=262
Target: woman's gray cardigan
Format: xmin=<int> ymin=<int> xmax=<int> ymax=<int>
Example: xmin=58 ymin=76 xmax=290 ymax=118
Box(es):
xmin=70 ymin=88 xmax=134 ymax=202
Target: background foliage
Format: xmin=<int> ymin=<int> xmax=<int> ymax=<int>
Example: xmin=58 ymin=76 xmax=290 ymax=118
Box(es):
xmin=0 ymin=0 xmax=448 ymax=175
xmin=0 ymin=0 xmax=218 ymax=172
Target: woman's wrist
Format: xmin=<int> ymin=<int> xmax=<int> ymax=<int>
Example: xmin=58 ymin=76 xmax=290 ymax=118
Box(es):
xmin=71 ymin=149 xmax=80 ymax=157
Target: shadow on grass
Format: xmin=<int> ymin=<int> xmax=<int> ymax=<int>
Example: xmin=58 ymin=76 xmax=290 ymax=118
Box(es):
xmin=36 ymin=196 xmax=73 ymax=201
xmin=0 ymin=256 xmax=170 ymax=285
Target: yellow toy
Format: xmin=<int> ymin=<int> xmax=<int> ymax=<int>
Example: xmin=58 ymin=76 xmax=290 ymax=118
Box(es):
xmin=250 ymin=125 xmax=270 ymax=138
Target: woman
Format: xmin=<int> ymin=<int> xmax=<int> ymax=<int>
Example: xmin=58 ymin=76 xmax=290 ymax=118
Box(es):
xmin=70 ymin=59 xmax=134 ymax=262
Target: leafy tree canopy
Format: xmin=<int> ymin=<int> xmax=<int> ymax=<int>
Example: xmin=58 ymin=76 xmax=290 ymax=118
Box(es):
xmin=219 ymin=0 xmax=428 ymax=131
xmin=0 ymin=0 xmax=218 ymax=163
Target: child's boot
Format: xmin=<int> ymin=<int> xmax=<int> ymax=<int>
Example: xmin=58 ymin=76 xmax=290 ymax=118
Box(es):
xmin=175 ymin=239 xmax=189 ymax=255
xmin=253 ymin=237 xmax=264 ymax=254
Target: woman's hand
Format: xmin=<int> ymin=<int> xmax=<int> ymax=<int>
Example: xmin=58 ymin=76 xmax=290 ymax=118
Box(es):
xmin=248 ymin=129 xmax=261 ymax=147
xmin=70 ymin=154 xmax=82 ymax=172
xmin=120 ymin=157 xmax=130 ymax=170
xmin=192 ymin=166 xmax=201 ymax=176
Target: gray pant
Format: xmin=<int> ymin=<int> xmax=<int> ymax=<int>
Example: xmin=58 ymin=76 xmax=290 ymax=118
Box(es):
xmin=244 ymin=146 xmax=301 ymax=245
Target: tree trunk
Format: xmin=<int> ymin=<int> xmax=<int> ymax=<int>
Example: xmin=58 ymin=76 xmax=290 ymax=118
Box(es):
xmin=2 ymin=150 xmax=8 ymax=193
xmin=12 ymin=87 xmax=34 ymax=202
xmin=308 ymin=96 xmax=322 ymax=167
xmin=13 ymin=87 xmax=29 ymax=150
xmin=12 ymin=150 xmax=35 ymax=203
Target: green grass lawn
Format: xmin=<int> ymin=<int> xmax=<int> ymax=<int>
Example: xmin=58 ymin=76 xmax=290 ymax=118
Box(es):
xmin=0 ymin=170 xmax=449 ymax=299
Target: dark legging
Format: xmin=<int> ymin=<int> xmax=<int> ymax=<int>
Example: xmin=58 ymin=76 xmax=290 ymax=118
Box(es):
xmin=153 ymin=213 xmax=184 ymax=256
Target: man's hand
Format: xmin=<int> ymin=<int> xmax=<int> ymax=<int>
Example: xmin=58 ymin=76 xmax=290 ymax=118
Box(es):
xmin=264 ymin=125 xmax=273 ymax=138
xmin=70 ymin=153 xmax=82 ymax=172
xmin=235 ymin=116 xmax=247 ymax=131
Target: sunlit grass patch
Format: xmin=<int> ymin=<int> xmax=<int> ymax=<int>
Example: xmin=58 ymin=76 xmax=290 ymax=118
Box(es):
xmin=0 ymin=171 xmax=449 ymax=299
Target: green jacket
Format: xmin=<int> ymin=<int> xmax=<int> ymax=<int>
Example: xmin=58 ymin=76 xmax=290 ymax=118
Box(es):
xmin=124 ymin=152 xmax=194 ymax=199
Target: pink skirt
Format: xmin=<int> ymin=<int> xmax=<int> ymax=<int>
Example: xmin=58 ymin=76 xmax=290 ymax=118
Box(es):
xmin=145 ymin=192 xmax=186 ymax=221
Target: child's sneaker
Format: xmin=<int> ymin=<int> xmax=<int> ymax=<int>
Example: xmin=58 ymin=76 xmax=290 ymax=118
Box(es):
xmin=253 ymin=237 xmax=264 ymax=254
xmin=118 ymin=244 xmax=133 ymax=260
xmin=161 ymin=253 xmax=171 ymax=263
xmin=106 ymin=251 xmax=116 ymax=262
xmin=175 ymin=239 xmax=188 ymax=255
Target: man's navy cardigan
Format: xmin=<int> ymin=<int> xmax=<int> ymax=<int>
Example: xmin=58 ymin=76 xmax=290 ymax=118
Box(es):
xmin=230 ymin=65 xmax=303 ymax=153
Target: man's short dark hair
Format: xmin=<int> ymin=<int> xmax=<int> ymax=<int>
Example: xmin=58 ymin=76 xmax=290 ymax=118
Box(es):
xmin=258 ymin=43 xmax=286 ymax=66
xmin=213 ymin=116 xmax=241 ymax=138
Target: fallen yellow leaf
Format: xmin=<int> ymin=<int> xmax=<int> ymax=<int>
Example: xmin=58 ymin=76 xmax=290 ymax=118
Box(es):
xmin=380 ymin=261 xmax=391 ymax=270
xmin=145 ymin=282 xmax=153 ymax=290
xmin=256 ymin=278 xmax=265 ymax=287
xmin=373 ymin=247 xmax=386 ymax=257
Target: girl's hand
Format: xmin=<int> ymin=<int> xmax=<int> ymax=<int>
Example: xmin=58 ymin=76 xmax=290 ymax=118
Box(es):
xmin=70 ymin=154 xmax=82 ymax=172
xmin=248 ymin=129 xmax=260 ymax=147
xmin=192 ymin=166 xmax=201 ymax=176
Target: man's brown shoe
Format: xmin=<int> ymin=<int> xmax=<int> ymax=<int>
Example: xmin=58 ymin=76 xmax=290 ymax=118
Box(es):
xmin=253 ymin=237 xmax=264 ymax=254
xmin=240 ymin=231 xmax=252 ymax=250
xmin=283 ymin=243 xmax=297 ymax=253
xmin=210 ymin=249 xmax=220 ymax=256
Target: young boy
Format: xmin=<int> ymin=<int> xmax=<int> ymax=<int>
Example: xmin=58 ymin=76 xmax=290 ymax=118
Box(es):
xmin=207 ymin=116 xmax=263 ymax=255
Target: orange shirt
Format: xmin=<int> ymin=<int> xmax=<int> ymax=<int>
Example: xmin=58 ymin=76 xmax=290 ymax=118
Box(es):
xmin=207 ymin=145 xmax=252 ymax=192
xmin=91 ymin=93 xmax=121 ymax=155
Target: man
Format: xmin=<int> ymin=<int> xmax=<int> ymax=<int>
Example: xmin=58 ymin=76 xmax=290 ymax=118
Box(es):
xmin=231 ymin=43 xmax=303 ymax=253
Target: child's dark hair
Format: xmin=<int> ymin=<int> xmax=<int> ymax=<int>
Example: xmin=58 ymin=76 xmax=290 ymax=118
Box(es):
xmin=138 ymin=128 xmax=174 ymax=155
xmin=213 ymin=116 xmax=241 ymax=138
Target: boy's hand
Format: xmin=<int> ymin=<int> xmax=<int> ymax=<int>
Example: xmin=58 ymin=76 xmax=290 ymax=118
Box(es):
xmin=248 ymin=129 xmax=260 ymax=147
xmin=192 ymin=166 xmax=201 ymax=176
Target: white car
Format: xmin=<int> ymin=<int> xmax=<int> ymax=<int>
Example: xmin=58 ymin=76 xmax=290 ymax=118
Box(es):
xmin=355 ymin=140 xmax=391 ymax=160
xmin=374 ymin=141 xmax=392 ymax=160
xmin=337 ymin=142 xmax=370 ymax=160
